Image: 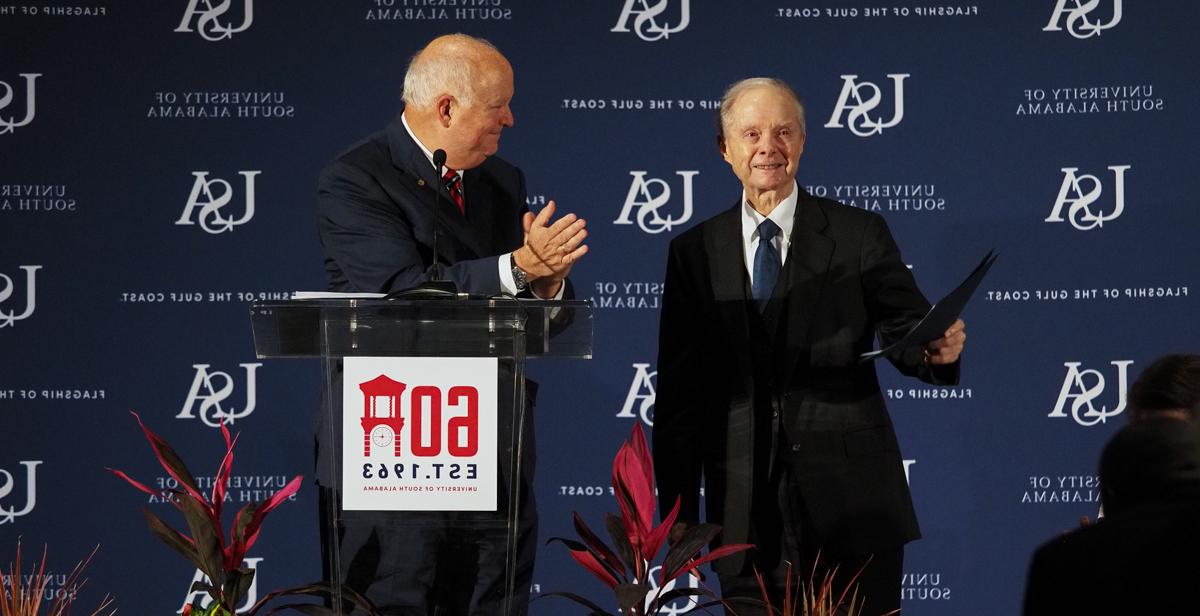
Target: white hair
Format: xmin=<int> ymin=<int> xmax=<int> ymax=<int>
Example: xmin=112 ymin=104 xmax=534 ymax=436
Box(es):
xmin=717 ymin=77 xmax=806 ymax=146
xmin=402 ymin=34 xmax=499 ymax=108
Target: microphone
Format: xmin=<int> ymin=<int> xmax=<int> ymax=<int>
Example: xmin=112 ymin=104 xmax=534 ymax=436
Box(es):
xmin=385 ymin=149 xmax=458 ymax=299
xmin=431 ymin=149 xmax=448 ymax=282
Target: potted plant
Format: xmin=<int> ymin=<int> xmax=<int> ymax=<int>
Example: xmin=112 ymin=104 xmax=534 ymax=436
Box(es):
xmin=541 ymin=424 xmax=752 ymax=615
xmin=107 ymin=412 xmax=376 ymax=615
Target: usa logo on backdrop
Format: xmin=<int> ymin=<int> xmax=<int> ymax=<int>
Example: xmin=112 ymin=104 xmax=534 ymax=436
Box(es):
xmin=177 ymin=363 xmax=261 ymax=427
xmin=642 ymin=568 xmax=701 ymax=616
xmin=825 ymin=74 xmax=909 ymax=137
xmin=1043 ymin=0 xmax=1122 ymax=39
xmin=175 ymin=0 xmax=254 ymax=41
xmin=176 ymin=171 xmax=260 ymax=233
xmin=179 ymin=557 xmax=262 ymax=614
xmin=0 ymin=73 xmax=39 ymax=135
xmin=611 ymin=0 xmax=690 ymax=41
xmin=0 ymin=265 xmax=40 ymax=329
xmin=616 ymin=363 xmax=656 ymax=426
xmin=342 ymin=357 xmax=498 ymax=511
xmin=613 ymin=171 xmax=697 ymax=234
xmin=1048 ymin=360 xmax=1133 ymax=426
xmin=0 ymin=460 xmax=42 ymax=524
xmin=1045 ymin=165 xmax=1129 ymax=230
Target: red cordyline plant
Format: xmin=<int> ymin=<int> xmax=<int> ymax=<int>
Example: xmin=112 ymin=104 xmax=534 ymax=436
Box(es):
xmin=107 ymin=411 xmax=376 ymax=616
xmin=1 ymin=539 xmax=114 ymax=616
xmin=729 ymin=558 xmax=883 ymax=616
xmin=543 ymin=424 xmax=752 ymax=615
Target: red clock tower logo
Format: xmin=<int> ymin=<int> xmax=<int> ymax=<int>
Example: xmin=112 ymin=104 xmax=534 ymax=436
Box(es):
xmin=358 ymin=374 xmax=406 ymax=456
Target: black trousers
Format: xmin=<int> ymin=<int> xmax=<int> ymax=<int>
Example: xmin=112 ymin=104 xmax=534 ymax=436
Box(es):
xmin=718 ymin=469 xmax=903 ymax=616
xmin=319 ymin=487 xmax=537 ymax=616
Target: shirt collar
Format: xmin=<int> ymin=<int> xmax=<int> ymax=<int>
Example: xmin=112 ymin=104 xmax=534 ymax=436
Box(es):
xmin=741 ymin=180 xmax=798 ymax=244
xmin=401 ymin=111 xmax=457 ymax=179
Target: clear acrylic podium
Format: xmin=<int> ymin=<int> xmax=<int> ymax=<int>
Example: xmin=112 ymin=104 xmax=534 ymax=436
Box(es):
xmin=249 ymin=297 xmax=592 ymax=615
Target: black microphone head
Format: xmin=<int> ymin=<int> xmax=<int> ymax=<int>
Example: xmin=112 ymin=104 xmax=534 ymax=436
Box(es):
xmin=432 ymin=149 xmax=447 ymax=170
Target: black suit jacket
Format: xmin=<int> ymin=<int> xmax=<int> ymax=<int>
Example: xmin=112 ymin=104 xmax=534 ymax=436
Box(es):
xmin=654 ymin=188 xmax=958 ymax=573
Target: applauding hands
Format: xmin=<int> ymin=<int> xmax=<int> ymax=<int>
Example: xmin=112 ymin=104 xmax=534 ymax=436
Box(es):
xmin=513 ymin=200 xmax=589 ymax=298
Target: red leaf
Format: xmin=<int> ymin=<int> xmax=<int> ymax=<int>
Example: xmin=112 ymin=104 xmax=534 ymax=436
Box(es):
xmin=211 ymin=430 xmax=240 ymax=521
xmin=644 ymin=496 xmax=681 ymax=565
xmin=568 ymin=547 xmax=620 ymax=589
xmin=130 ymin=411 xmax=211 ymax=510
xmin=612 ymin=447 xmax=642 ymax=549
xmin=240 ymin=475 xmax=303 ymax=551
xmin=572 ymin=511 xmax=627 ymax=582
xmin=106 ymin=467 xmax=166 ymax=498
xmin=669 ymin=543 xmax=754 ymax=583
xmin=612 ymin=425 xmax=657 ymax=553
xmin=628 ymin=423 xmax=654 ymax=494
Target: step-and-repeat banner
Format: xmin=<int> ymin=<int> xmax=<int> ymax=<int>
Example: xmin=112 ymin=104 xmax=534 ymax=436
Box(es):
xmin=4 ymin=1 xmax=1198 ymax=613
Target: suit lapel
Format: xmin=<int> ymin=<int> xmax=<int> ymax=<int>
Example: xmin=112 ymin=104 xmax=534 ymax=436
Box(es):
xmin=705 ymin=203 xmax=755 ymax=386
xmin=778 ymin=190 xmax=835 ymax=381
xmin=386 ymin=113 xmax=487 ymax=262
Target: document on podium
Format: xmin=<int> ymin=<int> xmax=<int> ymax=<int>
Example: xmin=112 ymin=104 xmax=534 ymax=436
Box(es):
xmin=860 ymin=250 xmax=998 ymax=362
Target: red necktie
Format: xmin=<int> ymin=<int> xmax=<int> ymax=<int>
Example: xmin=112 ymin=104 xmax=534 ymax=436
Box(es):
xmin=442 ymin=169 xmax=464 ymax=214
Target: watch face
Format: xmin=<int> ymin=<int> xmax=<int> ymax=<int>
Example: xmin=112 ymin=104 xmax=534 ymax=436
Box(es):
xmin=371 ymin=426 xmax=393 ymax=448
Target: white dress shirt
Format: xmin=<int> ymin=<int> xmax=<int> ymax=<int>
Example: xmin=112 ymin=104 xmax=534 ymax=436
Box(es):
xmin=740 ymin=180 xmax=798 ymax=286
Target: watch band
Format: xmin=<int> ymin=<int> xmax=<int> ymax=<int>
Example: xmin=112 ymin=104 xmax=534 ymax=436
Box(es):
xmin=511 ymin=255 xmax=528 ymax=292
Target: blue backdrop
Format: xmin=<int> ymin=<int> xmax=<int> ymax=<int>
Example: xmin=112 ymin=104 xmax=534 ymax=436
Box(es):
xmin=3 ymin=1 xmax=1198 ymax=613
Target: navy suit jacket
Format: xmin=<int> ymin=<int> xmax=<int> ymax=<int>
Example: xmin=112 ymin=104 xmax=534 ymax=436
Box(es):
xmin=314 ymin=112 xmax=548 ymax=486
xmin=653 ymin=188 xmax=959 ymax=573
xmin=318 ymin=111 xmax=528 ymax=295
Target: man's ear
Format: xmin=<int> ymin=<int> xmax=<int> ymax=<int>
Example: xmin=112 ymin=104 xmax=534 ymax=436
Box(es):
xmin=435 ymin=94 xmax=455 ymax=127
xmin=718 ymin=136 xmax=730 ymax=163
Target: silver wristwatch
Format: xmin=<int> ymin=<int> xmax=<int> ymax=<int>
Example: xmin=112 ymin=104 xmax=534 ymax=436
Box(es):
xmin=511 ymin=256 xmax=528 ymax=292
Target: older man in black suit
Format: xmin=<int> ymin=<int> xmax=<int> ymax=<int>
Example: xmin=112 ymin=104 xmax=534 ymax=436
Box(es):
xmin=653 ymin=77 xmax=965 ymax=616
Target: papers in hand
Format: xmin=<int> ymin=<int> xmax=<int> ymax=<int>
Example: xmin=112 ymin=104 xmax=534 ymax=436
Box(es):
xmin=859 ymin=250 xmax=998 ymax=362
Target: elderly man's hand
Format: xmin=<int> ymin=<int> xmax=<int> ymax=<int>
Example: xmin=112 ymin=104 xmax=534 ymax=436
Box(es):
xmin=924 ymin=319 xmax=966 ymax=365
xmin=514 ymin=200 xmax=588 ymax=286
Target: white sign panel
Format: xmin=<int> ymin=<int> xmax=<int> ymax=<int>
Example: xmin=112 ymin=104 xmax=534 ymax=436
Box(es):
xmin=342 ymin=356 xmax=498 ymax=511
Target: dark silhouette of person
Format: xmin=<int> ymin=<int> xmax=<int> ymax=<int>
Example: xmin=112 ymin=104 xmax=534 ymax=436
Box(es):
xmin=1023 ymin=418 xmax=1200 ymax=615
